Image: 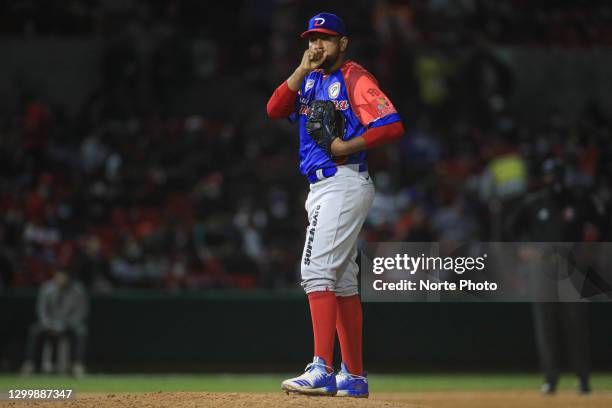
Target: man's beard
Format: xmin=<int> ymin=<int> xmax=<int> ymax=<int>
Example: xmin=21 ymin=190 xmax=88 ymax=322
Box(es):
xmin=320 ymin=53 xmax=338 ymax=71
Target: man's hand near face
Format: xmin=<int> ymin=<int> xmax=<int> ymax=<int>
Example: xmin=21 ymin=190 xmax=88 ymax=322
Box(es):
xmin=287 ymin=49 xmax=326 ymax=91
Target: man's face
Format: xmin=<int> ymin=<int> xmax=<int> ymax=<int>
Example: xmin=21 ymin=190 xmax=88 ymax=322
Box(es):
xmin=307 ymin=33 xmax=347 ymax=71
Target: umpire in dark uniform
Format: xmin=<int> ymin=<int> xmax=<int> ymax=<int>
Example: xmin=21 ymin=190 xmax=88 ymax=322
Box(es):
xmin=505 ymin=158 xmax=607 ymax=394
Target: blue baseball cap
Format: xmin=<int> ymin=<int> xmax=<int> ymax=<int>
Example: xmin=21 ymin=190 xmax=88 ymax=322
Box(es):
xmin=301 ymin=13 xmax=347 ymax=38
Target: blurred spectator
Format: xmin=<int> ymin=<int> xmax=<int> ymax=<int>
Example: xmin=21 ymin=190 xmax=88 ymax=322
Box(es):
xmin=479 ymin=150 xmax=527 ymax=239
xmin=431 ymin=195 xmax=480 ymax=242
xmin=461 ymin=36 xmax=515 ymax=128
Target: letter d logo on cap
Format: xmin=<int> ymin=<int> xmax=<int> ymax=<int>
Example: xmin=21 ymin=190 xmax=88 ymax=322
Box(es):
xmin=314 ymin=17 xmax=325 ymax=26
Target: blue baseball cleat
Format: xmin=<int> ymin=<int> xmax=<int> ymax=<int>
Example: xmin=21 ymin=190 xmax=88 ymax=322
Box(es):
xmin=335 ymin=362 xmax=369 ymax=398
xmin=281 ymin=356 xmax=337 ymax=396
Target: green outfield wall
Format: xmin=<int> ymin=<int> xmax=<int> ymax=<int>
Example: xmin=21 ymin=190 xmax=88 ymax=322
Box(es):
xmin=1 ymin=290 xmax=610 ymax=372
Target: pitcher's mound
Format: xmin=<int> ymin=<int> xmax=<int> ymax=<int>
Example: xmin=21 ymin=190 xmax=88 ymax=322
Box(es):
xmin=4 ymin=391 xmax=610 ymax=408
xmin=2 ymin=392 xmax=417 ymax=408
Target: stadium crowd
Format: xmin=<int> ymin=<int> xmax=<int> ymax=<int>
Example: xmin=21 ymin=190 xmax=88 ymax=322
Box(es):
xmin=1 ymin=0 xmax=611 ymax=292
xmin=2 ymin=0 xmax=612 ymax=47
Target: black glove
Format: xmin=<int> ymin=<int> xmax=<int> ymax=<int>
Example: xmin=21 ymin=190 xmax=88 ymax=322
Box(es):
xmin=305 ymin=100 xmax=345 ymax=157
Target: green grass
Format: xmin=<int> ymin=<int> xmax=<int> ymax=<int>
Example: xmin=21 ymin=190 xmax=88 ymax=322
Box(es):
xmin=1 ymin=373 xmax=611 ymax=393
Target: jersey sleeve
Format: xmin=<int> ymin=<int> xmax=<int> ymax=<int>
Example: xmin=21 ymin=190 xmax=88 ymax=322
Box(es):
xmin=267 ymin=81 xmax=299 ymax=120
xmin=345 ymin=69 xmax=400 ymax=128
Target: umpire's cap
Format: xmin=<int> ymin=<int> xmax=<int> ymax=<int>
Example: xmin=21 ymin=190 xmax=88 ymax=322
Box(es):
xmin=301 ymin=13 xmax=347 ymax=38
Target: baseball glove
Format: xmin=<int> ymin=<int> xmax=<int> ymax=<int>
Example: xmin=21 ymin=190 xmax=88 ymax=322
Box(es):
xmin=305 ymin=100 xmax=345 ymax=157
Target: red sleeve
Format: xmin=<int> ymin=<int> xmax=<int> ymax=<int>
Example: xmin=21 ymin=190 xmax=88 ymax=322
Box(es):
xmin=344 ymin=67 xmax=398 ymax=126
xmin=362 ymin=121 xmax=405 ymax=149
xmin=266 ymin=81 xmax=298 ymax=119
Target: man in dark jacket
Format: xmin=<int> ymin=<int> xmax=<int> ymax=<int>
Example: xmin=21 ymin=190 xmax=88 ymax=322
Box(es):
xmin=506 ymin=158 xmax=607 ymax=394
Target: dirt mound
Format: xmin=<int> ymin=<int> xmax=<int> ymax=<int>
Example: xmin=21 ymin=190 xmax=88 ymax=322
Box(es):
xmin=381 ymin=391 xmax=612 ymax=408
xmin=0 ymin=392 xmax=415 ymax=408
xmin=2 ymin=391 xmax=610 ymax=408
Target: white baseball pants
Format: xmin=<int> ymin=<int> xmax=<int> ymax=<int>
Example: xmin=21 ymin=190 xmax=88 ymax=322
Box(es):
xmin=300 ymin=164 xmax=375 ymax=297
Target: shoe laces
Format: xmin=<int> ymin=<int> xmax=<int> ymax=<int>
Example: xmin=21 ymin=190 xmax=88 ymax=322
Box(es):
xmin=339 ymin=371 xmax=367 ymax=381
xmin=305 ymin=361 xmax=333 ymax=374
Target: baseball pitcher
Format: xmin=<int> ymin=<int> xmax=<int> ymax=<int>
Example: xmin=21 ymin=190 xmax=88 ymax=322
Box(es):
xmin=266 ymin=12 xmax=405 ymax=398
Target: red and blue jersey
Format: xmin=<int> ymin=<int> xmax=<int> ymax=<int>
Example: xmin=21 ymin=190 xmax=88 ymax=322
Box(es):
xmin=289 ymin=61 xmax=401 ymax=177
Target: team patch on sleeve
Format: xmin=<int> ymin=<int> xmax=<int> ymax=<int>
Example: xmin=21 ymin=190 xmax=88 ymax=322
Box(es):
xmin=374 ymin=95 xmax=394 ymax=116
xmin=343 ymin=63 xmax=398 ymax=126
xmin=354 ymin=80 xmax=397 ymax=125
